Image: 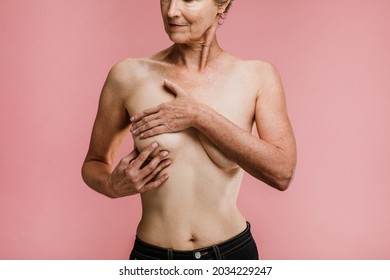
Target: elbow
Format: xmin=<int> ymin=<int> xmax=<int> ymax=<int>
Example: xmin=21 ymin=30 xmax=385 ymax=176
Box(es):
xmin=273 ymin=156 xmax=296 ymax=191
xmin=269 ymin=168 xmax=295 ymax=192
xmin=81 ymin=163 xmax=88 ymax=185
xmin=81 ymin=162 xmax=93 ymax=188
xmin=273 ymin=177 xmax=292 ymax=191
xmin=81 ymin=161 xmax=116 ymax=199
xmin=252 ymin=165 xmax=295 ymax=191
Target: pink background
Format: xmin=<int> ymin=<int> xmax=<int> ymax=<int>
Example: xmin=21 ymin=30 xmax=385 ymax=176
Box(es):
xmin=1 ymin=0 xmax=389 ymax=259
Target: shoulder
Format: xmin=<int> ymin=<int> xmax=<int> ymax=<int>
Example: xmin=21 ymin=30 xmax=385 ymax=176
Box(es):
xmin=107 ymin=58 xmax=146 ymax=86
xmin=101 ymin=54 xmax=169 ymax=102
xmin=239 ymin=59 xmax=280 ymax=79
xmin=226 ymin=55 xmax=283 ymax=95
xmin=225 ymin=55 xmax=280 ymax=80
xmin=242 ymin=59 xmax=284 ymax=98
xmin=102 ymin=57 xmax=154 ymax=98
xmin=108 ymin=52 xmax=170 ymax=85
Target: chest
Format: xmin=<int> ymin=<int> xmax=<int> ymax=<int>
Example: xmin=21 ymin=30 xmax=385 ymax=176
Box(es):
xmin=125 ymin=70 xmax=258 ymax=132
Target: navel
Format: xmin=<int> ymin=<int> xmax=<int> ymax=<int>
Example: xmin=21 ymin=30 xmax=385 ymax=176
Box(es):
xmin=188 ymin=236 xmax=197 ymax=243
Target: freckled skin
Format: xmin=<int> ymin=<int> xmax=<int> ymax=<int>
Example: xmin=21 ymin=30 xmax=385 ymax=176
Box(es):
xmin=125 ymin=56 xmax=253 ymax=248
xmin=82 ymin=0 xmax=296 ymax=250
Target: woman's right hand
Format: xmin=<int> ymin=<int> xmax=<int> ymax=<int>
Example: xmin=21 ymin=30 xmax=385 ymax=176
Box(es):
xmin=106 ymin=142 xmax=171 ymax=198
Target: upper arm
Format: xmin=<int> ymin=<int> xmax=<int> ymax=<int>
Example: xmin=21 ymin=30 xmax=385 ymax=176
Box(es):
xmin=84 ymin=62 xmax=133 ymax=166
xmin=254 ymin=62 xmax=296 ymax=164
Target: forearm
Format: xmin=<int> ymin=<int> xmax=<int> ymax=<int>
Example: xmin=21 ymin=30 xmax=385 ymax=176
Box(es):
xmin=193 ymin=105 xmax=295 ymax=191
xmin=81 ymin=160 xmax=114 ymax=198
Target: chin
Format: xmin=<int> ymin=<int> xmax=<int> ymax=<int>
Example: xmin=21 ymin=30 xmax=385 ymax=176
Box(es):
xmin=167 ymin=33 xmax=190 ymax=44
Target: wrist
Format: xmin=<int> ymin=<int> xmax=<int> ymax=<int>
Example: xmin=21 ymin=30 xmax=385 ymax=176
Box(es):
xmin=103 ymin=174 xmax=118 ymax=198
xmin=192 ymin=102 xmax=211 ymax=131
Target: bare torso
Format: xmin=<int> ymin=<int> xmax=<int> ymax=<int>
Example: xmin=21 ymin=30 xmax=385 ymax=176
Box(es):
xmin=123 ymin=51 xmax=261 ymax=250
xmin=82 ymin=1 xmax=296 ymax=256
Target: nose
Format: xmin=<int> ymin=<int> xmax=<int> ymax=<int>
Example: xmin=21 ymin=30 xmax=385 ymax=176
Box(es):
xmin=167 ymin=0 xmax=181 ymax=18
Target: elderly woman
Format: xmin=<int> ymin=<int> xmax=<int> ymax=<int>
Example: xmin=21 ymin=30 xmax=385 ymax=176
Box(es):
xmin=82 ymin=0 xmax=296 ymax=260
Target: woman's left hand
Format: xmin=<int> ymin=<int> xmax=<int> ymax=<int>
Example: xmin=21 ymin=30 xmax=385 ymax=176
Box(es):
xmin=131 ymin=79 xmax=200 ymax=138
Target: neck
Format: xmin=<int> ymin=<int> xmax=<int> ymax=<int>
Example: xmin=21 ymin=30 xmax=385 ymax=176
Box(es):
xmin=168 ymin=17 xmax=223 ymax=72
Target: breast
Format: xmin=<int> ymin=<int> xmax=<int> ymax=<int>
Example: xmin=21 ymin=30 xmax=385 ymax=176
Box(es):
xmin=132 ymin=129 xmax=197 ymax=159
xmin=197 ymin=133 xmax=239 ymax=170
xmin=133 ymin=129 xmax=239 ymax=170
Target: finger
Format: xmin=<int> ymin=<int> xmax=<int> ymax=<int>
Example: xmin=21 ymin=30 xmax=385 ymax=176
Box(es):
xmin=139 ymin=150 xmax=170 ymax=179
xmin=131 ymin=113 xmax=162 ymax=132
xmin=130 ymin=142 xmax=159 ymax=170
xmin=163 ymin=79 xmax=187 ymax=96
xmin=131 ymin=106 xmax=160 ymax=123
xmin=141 ymin=158 xmax=171 ymax=185
xmin=139 ymin=173 xmax=169 ymax=193
xmin=119 ymin=149 xmax=139 ymax=167
xmin=132 ymin=119 xmax=164 ymax=136
xmin=139 ymin=125 xmax=170 ymax=138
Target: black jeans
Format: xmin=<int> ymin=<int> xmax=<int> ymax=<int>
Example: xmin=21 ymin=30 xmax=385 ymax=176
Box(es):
xmin=129 ymin=222 xmax=259 ymax=260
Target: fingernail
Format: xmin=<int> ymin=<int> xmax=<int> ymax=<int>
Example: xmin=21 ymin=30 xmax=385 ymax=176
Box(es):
xmin=130 ymin=116 xmax=135 ymax=122
xmin=151 ymin=142 xmax=158 ymax=148
xmin=161 ymin=151 xmax=169 ymax=157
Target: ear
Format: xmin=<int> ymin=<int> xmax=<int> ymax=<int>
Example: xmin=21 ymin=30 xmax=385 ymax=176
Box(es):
xmin=217 ymin=0 xmax=231 ymax=14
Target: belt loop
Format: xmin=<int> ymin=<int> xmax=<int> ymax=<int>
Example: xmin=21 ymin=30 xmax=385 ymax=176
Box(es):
xmin=167 ymin=249 xmax=173 ymax=260
xmin=212 ymin=245 xmax=223 ymax=260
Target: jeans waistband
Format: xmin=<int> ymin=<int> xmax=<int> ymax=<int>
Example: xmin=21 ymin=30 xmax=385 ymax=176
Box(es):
xmin=132 ymin=222 xmax=253 ymax=260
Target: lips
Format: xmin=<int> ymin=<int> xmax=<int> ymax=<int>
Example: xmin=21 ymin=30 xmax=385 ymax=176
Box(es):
xmin=168 ymin=22 xmax=187 ymax=27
